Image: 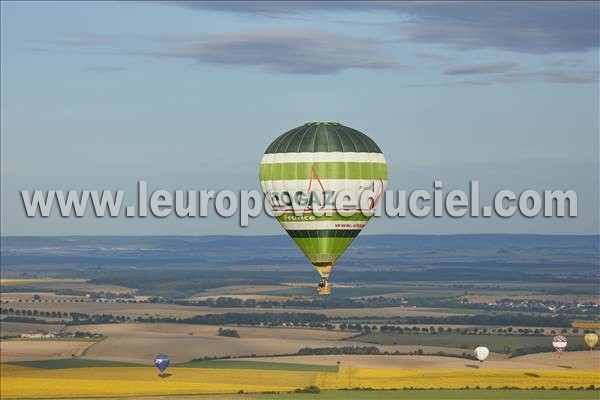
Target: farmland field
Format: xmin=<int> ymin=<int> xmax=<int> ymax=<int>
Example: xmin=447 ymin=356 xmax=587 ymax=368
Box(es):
xmin=177 ymin=360 xmax=339 ymax=372
xmin=1 ymin=235 xmax=598 ymax=399
xmin=57 ymin=323 xmax=356 ymax=363
xmin=34 ymin=391 xmax=600 ymax=400
xmin=1 ymin=360 xmax=598 ymax=399
xmin=0 ymin=279 xmax=134 ymax=294
xmin=354 ymin=333 xmax=585 ymax=353
xmin=0 ymin=300 xmax=473 ymax=318
xmin=0 ymin=339 xmax=96 ymax=362
xmin=236 ymin=351 xmax=600 ymax=370
xmin=1 ymin=321 xmax=64 ymax=337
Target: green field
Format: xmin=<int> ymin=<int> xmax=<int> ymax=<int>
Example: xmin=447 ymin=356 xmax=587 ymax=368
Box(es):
xmin=176 ymin=359 xmax=338 ymax=372
xmin=354 ymin=333 xmax=586 ymax=353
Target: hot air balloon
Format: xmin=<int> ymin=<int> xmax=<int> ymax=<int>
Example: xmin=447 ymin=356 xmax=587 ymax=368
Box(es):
xmin=154 ymin=354 xmax=170 ymax=374
xmin=584 ymin=333 xmax=598 ymax=350
xmin=552 ymin=335 xmax=567 ymax=356
xmin=259 ymin=122 xmax=387 ymax=295
xmin=474 ymin=346 xmax=489 ymax=363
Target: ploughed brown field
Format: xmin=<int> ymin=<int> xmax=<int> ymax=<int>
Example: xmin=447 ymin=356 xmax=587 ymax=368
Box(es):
xmin=61 ymin=323 xmax=358 ymax=364
xmin=0 ymin=340 xmax=94 ymax=362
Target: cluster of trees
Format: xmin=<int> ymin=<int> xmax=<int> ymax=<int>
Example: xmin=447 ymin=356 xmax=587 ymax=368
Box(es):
xmin=376 ymin=325 xmax=579 ymax=336
xmin=70 ymin=330 xmax=103 ymax=338
xmin=294 ymin=386 xmax=320 ymax=394
xmin=69 ymin=314 xmax=129 ymax=325
xmin=1 ymin=316 xmax=48 ymax=324
xmin=339 ymin=323 xmax=378 ymax=332
xmin=297 ymin=346 xmax=381 ymax=355
xmin=1 ymin=307 xmax=84 ymax=320
xmin=136 ymin=312 xmax=329 ymax=327
xmin=296 ymin=346 xmax=477 ymax=360
xmin=217 ymin=328 xmax=240 ymax=338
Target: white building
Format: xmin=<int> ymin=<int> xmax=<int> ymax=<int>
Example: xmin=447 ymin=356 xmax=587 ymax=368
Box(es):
xmin=21 ymin=331 xmax=56 ymax=339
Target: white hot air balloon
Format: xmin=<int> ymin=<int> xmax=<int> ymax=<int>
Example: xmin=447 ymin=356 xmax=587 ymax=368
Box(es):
xmin=474 ymin=346 xmax=489 ymax=363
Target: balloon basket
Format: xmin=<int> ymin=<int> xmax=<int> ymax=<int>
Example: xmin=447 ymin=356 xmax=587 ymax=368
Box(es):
xmin=317 ymin=285 xmax=331 ymax=296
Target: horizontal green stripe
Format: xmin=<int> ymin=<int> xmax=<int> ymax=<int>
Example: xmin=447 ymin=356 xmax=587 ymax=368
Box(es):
xmin=277 ymin=212 xmax=371 ymax=222
xmin=260 ymin=162 xmax=387 ymax=181
xmin=287 ymin=230 xmax=361 ymax=239
xmin=291 ymin=237 xmax=357 ymax=263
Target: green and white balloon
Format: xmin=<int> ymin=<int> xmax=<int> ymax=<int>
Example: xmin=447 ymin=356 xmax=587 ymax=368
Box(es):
xmin=259 ymin=122 xmax=387 ymax=293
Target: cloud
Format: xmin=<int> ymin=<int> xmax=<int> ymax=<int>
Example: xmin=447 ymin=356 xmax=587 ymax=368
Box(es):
xmin=143 ymin=31 xmax=397 ymax=74
xmin=445 ymin=62 xmax=518 ymax=75
xmin=457 ymin=69 xmax=598 ymax=86
xmin=398 ymin=2 xmax=599 ymax=54
xmin=169 ymin=1 xmax=599 ymax=54
xmin=30 ymin=30 xmax=397 ymax=75
xmin=415 ymin=52 xmax=452 ymax=62
xmin=168 ymin=1 xmax=379 ymax=16
xmin=537 ymin=69 xmax=599 ymax=84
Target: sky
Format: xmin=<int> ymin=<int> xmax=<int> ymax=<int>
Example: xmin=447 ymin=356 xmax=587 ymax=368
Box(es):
xmin=1 ymin=1 xmax=598 ymax=236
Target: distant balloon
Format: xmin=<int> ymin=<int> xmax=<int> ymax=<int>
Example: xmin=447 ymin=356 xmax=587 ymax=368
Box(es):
xmin=154 ymin=354 xmax=170 ymax=373
xmin=474 ymin=346 xmax=489 ymax=363
xmin=552 ymin=335 xmax=567 ymax=356
xmin=584 ymin=333 xmax=598 ymax=349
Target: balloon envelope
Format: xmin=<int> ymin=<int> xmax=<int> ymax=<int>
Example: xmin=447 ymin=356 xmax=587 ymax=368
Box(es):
xmin=474 ymin=346 xmax=489 ymax=362
xmin=552 ymin=335 xmax=568 ymax=350
xmin=154 ymin=354 xmax=170 ymax=373
xmin=259 ymin=122 xmax=387 ymax=281
xmin=584 ymin=333 xmax=598 ymax=348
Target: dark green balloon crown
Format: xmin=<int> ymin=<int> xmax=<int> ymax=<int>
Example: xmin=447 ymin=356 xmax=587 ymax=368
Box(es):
xmin=265 ymin=122 xmax=383 ymax=154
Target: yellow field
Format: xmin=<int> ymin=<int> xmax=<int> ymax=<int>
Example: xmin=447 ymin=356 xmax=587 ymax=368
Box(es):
xmin=328 ymin=367 xmax=600 ymax=390
xmin=1 ymin=364 xmax=598 ymax=399
xmin=572 ymin=321 xmax=600 ymax=329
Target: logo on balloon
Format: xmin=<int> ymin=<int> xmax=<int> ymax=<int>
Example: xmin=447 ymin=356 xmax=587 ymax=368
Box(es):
xmin=154 ymin=354 xmax=170 ymax=374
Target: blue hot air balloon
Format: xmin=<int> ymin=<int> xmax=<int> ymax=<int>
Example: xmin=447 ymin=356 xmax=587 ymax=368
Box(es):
xmin=154 ymin=354 xmax=170 ymax=373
